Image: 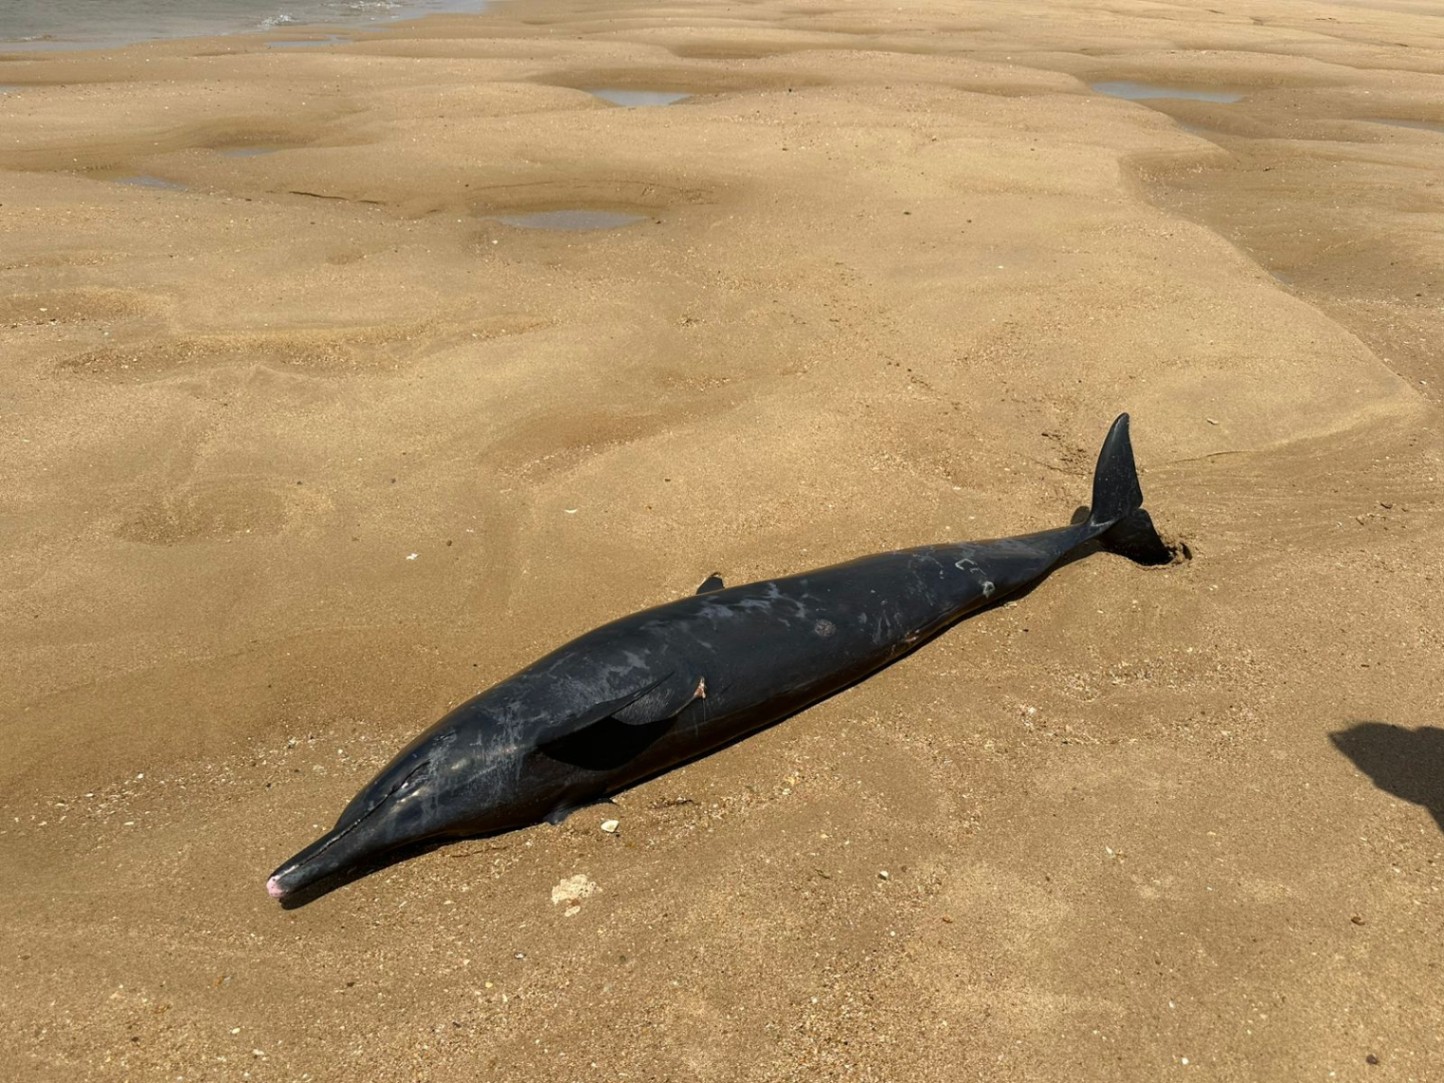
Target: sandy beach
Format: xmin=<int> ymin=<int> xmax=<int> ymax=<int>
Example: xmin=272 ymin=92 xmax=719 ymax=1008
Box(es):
xmin=2 ymin=0 xmax=1442 ymax=1078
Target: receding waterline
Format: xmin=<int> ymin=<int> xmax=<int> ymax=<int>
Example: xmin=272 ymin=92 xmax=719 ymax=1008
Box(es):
xmin=1093 ymin=81 xmax=1243 ymax=105
xmin=0 ymin=2 xmax=488 ymax=52
xmin=587 ymin=89 xmax=691 ymax=108
xmin=115 ymin=174 xmax=189 ymax=191
xmin=494 ymin=210 xmax=648 ymax=231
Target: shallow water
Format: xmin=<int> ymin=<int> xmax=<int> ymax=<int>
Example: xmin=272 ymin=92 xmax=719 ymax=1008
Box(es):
xmin=494 ymin=210 xmax=648 ymax=230
xmin=588 ymin=89 xmax=691 ymax=108
xmin=1093 ymin=81 xmax=1243 ymax=104
xmin=0 ymin=0 xmax=487 ymax=50
xmin=115 ymin=174 xmax=189 ymax=191
xmin=266 ymin=34 xmax=351 ymax=47
xmin=219 ymin=146 xmax=283 ymax=157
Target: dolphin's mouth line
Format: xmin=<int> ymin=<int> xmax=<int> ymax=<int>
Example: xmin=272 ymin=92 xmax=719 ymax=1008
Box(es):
xmin=274 ymin=760 xmax=431 ymax=883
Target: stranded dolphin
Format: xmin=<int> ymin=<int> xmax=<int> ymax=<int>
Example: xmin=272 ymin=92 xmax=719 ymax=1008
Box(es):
xmin=267 ymin=414 xmax=1171 ymax=901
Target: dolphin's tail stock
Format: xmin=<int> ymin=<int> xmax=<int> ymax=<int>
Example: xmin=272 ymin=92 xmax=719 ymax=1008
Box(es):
xmin=1085 ymin=414 xmax=1174 ymax=566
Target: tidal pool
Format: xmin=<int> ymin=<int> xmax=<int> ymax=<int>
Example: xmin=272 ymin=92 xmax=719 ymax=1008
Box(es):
xmin=587 ymin=89 xmax=691 ymax=107
xmin=493 ymin=210 xmax=648 ymax=230
xmin=115 ymin=174 xmax=189 ymax=191
xmin=1093 ymin=81 xmax=1243 ymax=104
xmin=1369 ymin=118 xmax=1444 ymax=135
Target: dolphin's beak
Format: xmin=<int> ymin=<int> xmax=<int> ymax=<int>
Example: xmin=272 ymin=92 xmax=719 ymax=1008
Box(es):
xmin=266 ymin=790 xmax=404 ymax=900
xmin=266 ymin=818 xmax=370 ymax=900
xmin=266 ymin=753 xmax=441 ymax=901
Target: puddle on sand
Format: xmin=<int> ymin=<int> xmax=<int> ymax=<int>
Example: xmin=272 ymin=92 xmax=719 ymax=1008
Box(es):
xmin=115 ymin=174 xmax=189 ymax=191
xmin=493 ymin=210 xmax=648 ymax=230
xmin=1093 ymin=81 xmax=1243 ymax=104
xmin=219 ymin=146 xmax=281 ymax=157
xmin=1369 ymin=118 xmax=1444 ymax=135
xmin=587 ymin=89 xmax=691 ymax=107
xmin=266 ymin=35 xmax=350 ymax=48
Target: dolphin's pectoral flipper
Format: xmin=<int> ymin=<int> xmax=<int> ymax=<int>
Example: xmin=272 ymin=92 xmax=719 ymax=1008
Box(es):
xmin=696 ymin=573 xmax=725 ymax=595
xmin=611 ymin=669 xmax=706 ymax=726
xmin=547 ymin=672 xmax=679 ymax=735
xmin=535 ymin=669 xmax=701 ymax=744
xmin=540 ymin=712 xmax=679 ymax=771
xmin=540 ymin=670 xmax=703 ymax=771
xmin=541 ymin=792 xmax=617 ymax=826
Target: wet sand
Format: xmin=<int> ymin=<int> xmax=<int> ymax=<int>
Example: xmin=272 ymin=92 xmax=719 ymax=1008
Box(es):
xmin=2 ymin=0 xmax=1442 ymax=1078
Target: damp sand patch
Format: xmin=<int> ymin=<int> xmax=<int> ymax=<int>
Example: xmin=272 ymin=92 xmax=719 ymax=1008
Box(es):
xmin=536 ymin=67 xmax=824 ymax=99
xmin=219 ymin=145 xmax=283 ymax=158
xmin=56 ymin=315 xmax=546 ymax=383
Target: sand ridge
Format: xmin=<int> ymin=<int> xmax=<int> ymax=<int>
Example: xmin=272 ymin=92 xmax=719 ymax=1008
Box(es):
xmin=2 ymin=0 xmax=1441 ymax=1079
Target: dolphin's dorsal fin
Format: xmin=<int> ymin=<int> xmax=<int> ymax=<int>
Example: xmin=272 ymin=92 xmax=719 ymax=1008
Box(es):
xmin=696 ymin=573 xmax=725 ymax=595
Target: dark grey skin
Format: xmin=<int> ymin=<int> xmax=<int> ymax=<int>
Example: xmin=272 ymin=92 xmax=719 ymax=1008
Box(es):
xmin=267 ymin=414 xmax=1170 ymax=901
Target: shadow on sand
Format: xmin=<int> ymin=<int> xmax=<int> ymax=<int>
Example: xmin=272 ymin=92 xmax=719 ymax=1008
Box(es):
xmin=1330 ymin=721 xmax=1444 ymax=832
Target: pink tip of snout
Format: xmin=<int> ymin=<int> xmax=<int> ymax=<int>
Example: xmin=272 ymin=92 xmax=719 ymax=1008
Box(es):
xmin=266 ymin=876 xmax=286 ymax=900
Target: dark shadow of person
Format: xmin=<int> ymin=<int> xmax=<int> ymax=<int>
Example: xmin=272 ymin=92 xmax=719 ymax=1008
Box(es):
xmin=1330 ymin=722 xmax=1444 ymax=832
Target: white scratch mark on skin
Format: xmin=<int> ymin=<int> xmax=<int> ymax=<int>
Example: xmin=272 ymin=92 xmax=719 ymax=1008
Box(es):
xmin=956 ymin=557 xmax=995 ymax=598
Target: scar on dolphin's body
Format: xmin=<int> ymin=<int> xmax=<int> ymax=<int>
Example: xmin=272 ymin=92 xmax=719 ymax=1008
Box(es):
xmin=266 ymin=415 xmax=1175 ymax=903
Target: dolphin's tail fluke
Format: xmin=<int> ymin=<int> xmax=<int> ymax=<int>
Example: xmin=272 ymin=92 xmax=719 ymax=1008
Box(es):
xmin=1086 ymin=414 xmax=1174 ymax=566
xmin=1098 ymin=506 xmax=1173 ymax=565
